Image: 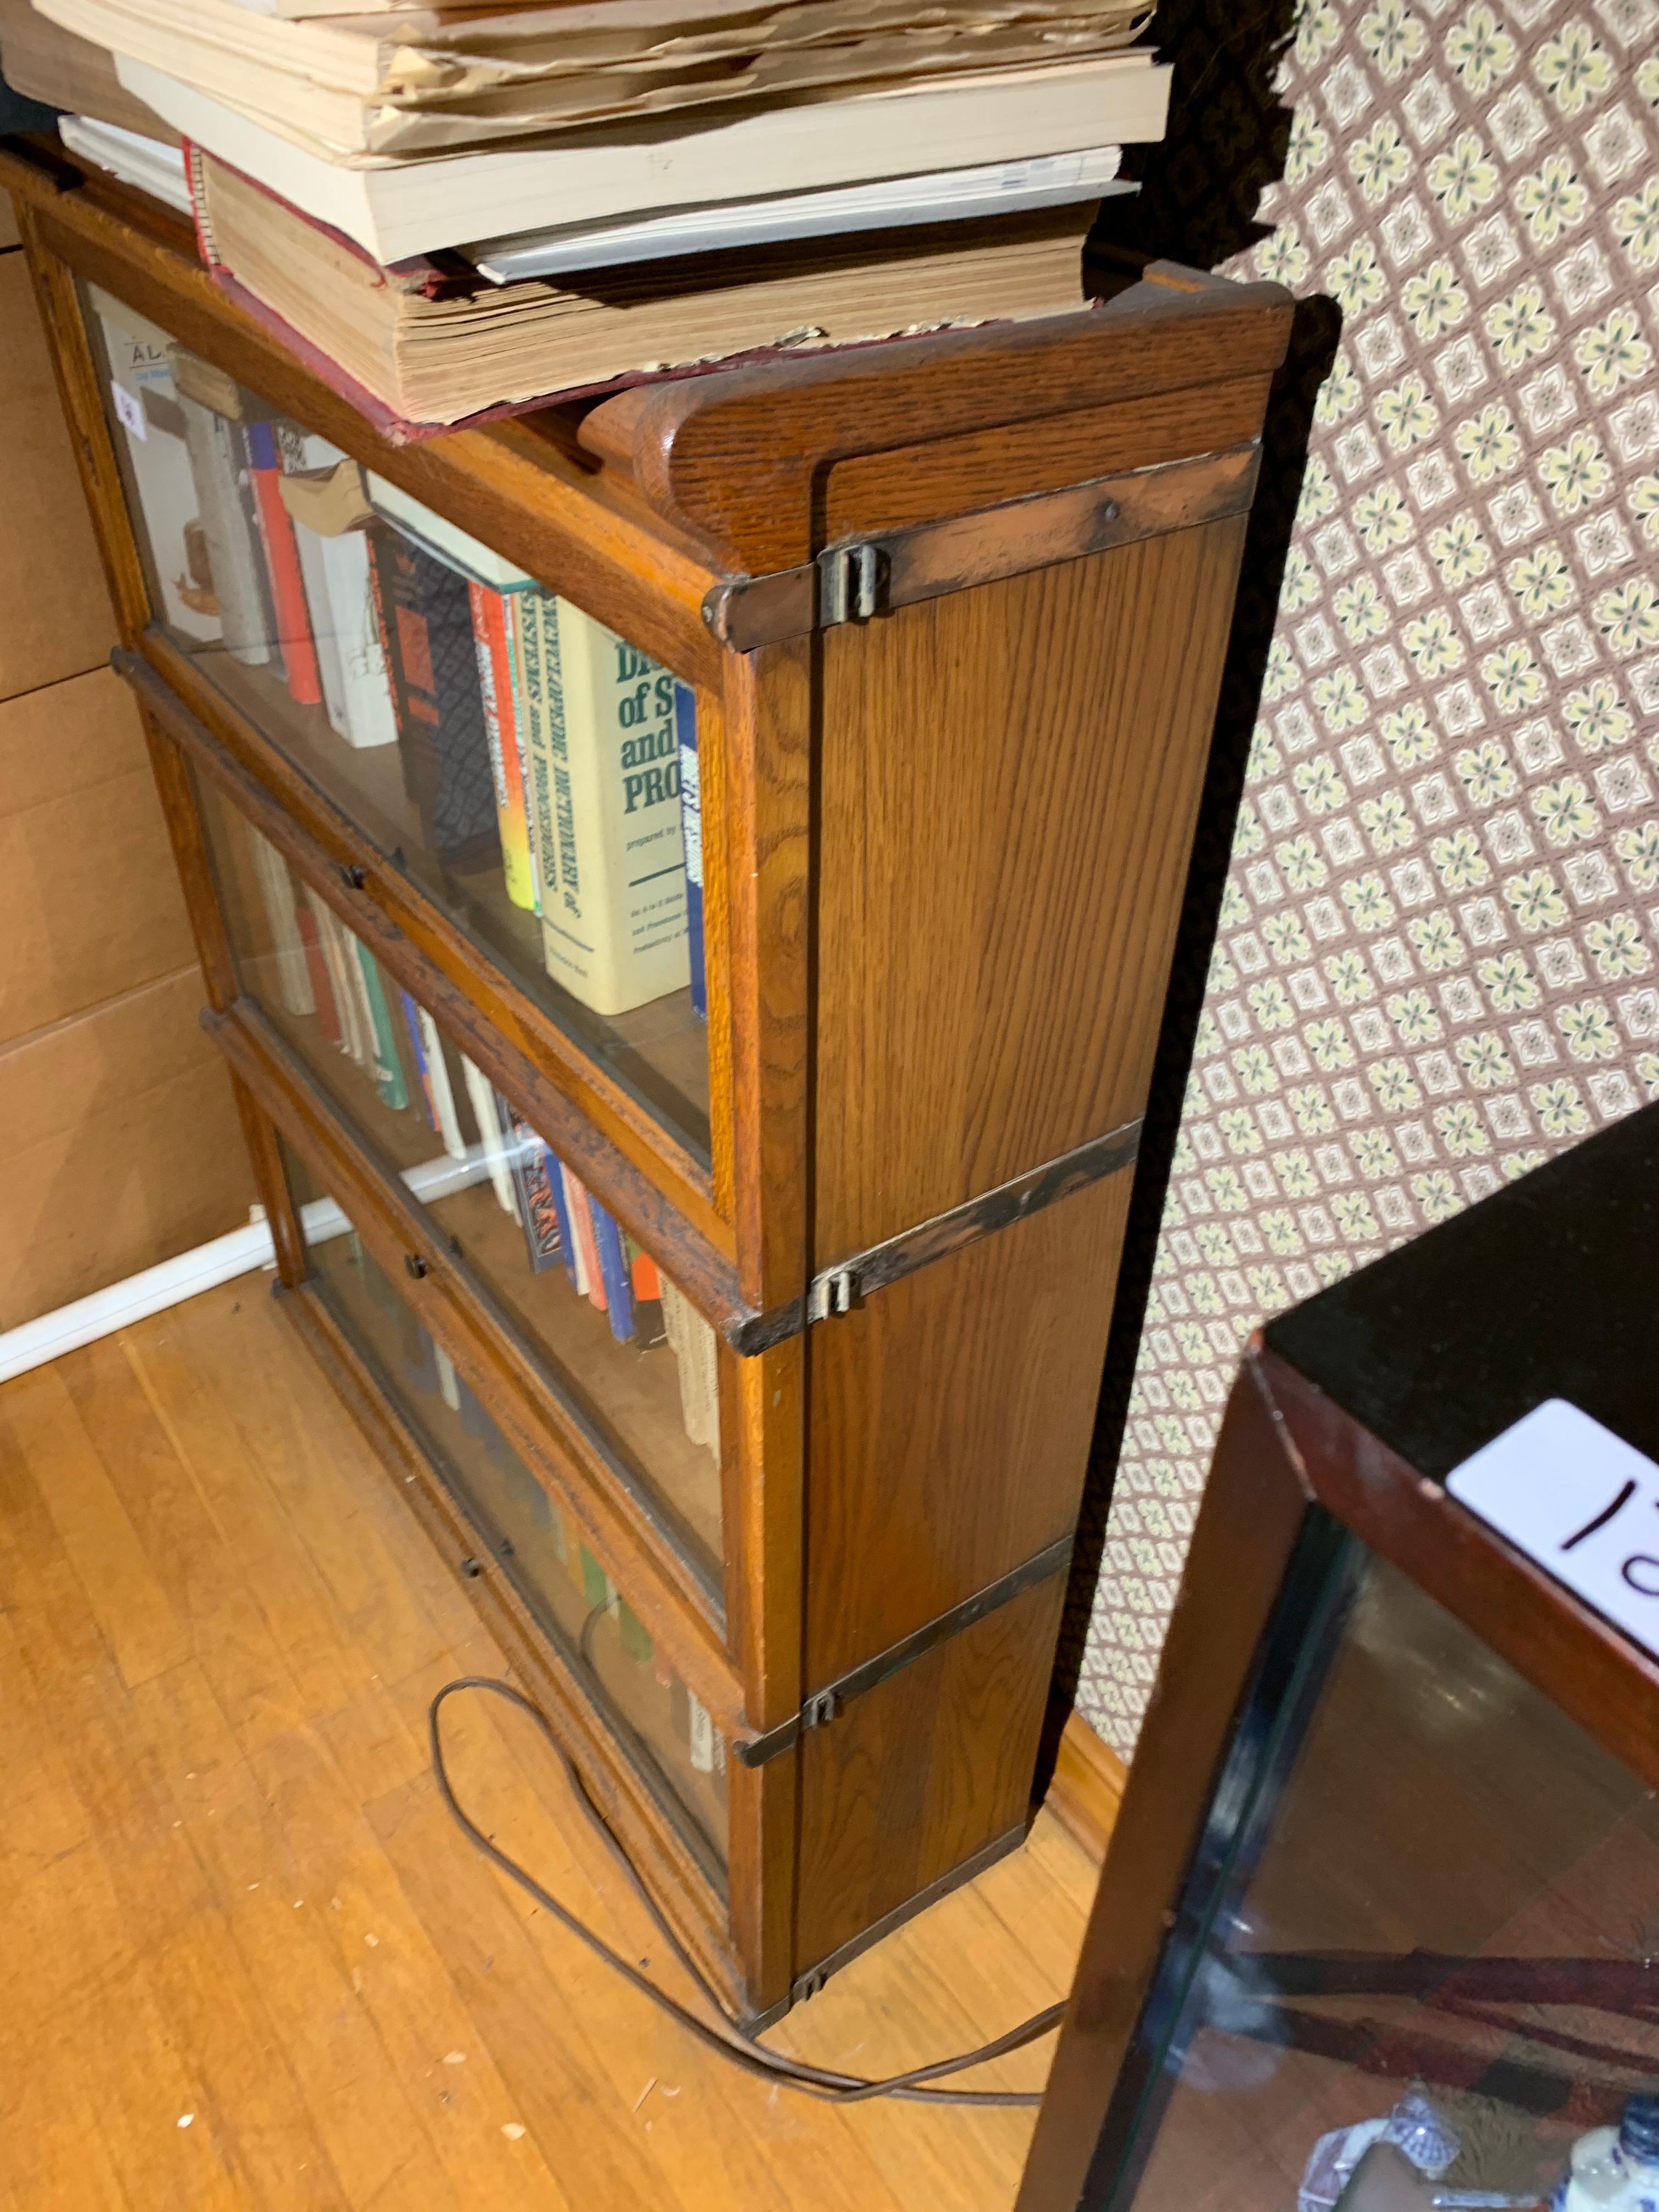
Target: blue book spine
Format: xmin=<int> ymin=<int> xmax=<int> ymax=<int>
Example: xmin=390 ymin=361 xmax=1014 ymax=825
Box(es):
xmin=675 ymin=681 xmax=706 ymax=1021
xmin=398 ymin=990 xmax=438 ymax=1135
xmin=545 ymin=1148 xmax=580 ymax=1288
xmin=590 ymin=1202 xmax=635 ymax=1342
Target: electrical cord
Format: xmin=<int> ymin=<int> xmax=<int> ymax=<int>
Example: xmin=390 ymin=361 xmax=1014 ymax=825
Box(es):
xmin=429 ymin=1675 xmax=1063 ymax=2108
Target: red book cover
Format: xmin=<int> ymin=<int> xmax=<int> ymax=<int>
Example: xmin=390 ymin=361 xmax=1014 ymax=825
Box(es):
xmin=244 ymin=417 xmax=322 ymax=706
xmin=293 ymin=895 xmax=342 ymax=1045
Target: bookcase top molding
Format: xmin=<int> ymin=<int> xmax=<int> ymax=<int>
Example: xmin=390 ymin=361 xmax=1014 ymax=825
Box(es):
xmin=577 ymin=264 xmax=1295 ymax=574
xmin=3 ymin=138 xmax=1292 ymax=628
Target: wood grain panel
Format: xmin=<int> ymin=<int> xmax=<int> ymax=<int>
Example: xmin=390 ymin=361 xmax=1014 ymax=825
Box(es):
xmin=813 ymin=517 xmax=1246 ymax=1267
xmin=794 ymin=1576 xmax=1063 ymax=1976
xmin=805 ymin=1168 xmax=1132 ymax=1686
xmin=821 ymin=374 xmax=1273 ymax=541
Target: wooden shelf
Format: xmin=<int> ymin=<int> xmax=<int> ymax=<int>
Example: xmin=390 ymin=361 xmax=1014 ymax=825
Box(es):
xmin=5 ymin=132 xmax=1293 ymax=2023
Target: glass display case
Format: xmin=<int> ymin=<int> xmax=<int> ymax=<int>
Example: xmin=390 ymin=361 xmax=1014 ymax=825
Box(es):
xmin=1020 ymin=1102 xmax=1659 ymax=2212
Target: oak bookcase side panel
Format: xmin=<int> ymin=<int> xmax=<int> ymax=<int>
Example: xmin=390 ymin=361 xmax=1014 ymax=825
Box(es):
xmin=793 ymin=1573 xmax=1063 ymax=1978
xmin=280 ymin=1271 xmax=751 ymax=2022
xmin=811 ymin=517 xmax=1249 ymax=1270
xmin=804 ymin=1169 xmax=1133 ymax=1686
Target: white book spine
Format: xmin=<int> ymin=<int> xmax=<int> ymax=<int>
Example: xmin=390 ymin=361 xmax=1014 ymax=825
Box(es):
xmin=460 ymin=1057 xmax=521 ymax=1222
xmin=313 ymin=529 xmax=398 ymax=748
xmin=244 ymin=823 xmax=314 ymax=1017
xmin=416 ymin=1005 xmax=469 ymax=1163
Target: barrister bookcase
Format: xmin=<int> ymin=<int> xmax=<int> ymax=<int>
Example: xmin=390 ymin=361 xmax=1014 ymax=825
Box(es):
xmin=2 ymin=133 xmax=1290 ymax=2025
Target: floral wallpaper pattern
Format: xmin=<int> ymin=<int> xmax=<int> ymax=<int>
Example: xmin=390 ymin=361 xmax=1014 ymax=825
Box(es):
xmin=1077 ymin=0 xmax=1659 ymax=1759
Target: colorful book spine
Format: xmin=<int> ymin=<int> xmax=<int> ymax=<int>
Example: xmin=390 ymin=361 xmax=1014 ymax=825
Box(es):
xmin=589 ymin=1201 xmax=635 ymax=1342
xmin=546 ymin=1146 xmax=580 ymax=1289
xmin=520 ymin=594 xmax=690 ymax=1018
xmin=352 ymin=945 xmax=410 ymax=1111
xmin=366 ymin=527 xmax=499 ymax=873
xmin=561 ymin=1166 xmax=603 ymax=1308
xmin=469 ymin=580 xmax=538 ymax=912
xmin=504 ymin=1105 xmax=564 ymax=1274
xmin=515 ymin=586 xmax=562 ymax=922
xmin=624 ymin=1237 xmax=667 ymax=1350
xmin=674 ymin=681 xmax=706 ymax=1021
xmin=243 ymin=419 xmax=321 ymax=705
xmin=460 ymin=1058 xmax=521 ymax=1222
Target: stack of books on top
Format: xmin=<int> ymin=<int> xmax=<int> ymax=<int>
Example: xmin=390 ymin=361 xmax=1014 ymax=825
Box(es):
xmin=20 ymin=0 xmax=1169 ymax=433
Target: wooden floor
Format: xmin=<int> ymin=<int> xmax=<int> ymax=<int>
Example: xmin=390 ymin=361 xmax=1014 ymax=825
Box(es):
xmin=0 ymin=1273 xmax=1095 ymax=2211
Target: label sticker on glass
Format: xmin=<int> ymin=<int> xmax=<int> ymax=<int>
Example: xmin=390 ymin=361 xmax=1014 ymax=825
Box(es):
xmin=110 ymin=380 xmax=147 ymax=441
xmin=1447 ymin=1398 xmax=1659 ymax=1661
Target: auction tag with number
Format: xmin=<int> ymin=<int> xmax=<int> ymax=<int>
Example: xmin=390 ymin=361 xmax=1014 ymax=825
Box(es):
xmin=1448 ymin=1399 xmax=1659 ymax=1662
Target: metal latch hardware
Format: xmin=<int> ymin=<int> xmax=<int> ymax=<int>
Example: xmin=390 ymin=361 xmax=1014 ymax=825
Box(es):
xmin=817 ymin=540 xmax=887 ymax=625
xmin=802 ymin=1688 xmax=838 ymax=1729
xmin=805 ymin=1266 xmax=859 ymax=1324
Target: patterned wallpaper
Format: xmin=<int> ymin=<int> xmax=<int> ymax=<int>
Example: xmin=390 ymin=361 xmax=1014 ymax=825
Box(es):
xmin=1076 ymin=0 xmax=1659 ymax=1759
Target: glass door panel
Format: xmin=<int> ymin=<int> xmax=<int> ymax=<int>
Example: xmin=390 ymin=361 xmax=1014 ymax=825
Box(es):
xmin=284 ymin=1139 xmax=729 ymax=1877
xmin=80 ymin=278 xmax=710 ymax=1160
xmin=194 ymin=766 xmax=724 ymax=1588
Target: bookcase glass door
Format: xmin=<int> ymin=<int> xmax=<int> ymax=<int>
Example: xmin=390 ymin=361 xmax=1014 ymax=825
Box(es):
xmin=280 ymin=1135 xmax=729 ymax=1883
xmin=189 ymin=765 xmax=726 ymax=1590
xmin=77 ymin=279 xmax=711 ymax=1165
xmin=1104 ymin=1542 xmax=1659 ymax=2212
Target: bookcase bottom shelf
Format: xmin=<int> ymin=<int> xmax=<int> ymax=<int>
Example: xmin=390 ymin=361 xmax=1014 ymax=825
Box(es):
xmin=274 ymin=1270 xmax=758 ymax=2024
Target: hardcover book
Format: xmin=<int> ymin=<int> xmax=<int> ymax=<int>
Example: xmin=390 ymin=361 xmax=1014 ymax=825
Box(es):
xmin=367 ymin=526 xmax=500 ymax=874
xmin=523 ymin=595 xmax=690 ymax=1019
xmin=674 ymin=680 xmax=707 ymax=1023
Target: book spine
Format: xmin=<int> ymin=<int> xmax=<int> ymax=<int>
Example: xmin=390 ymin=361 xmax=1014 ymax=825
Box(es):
xmin=244 ymin=420 xmax=321 ymax=706
xmin=318 ymin=529 xmax=399 ymax=750
xmin=547 ymin=1152 xmax=580 ymax=1289
xmin=399 ymin=989 xmax=438 ymax=1136
xmin=432 ymin=1340 xmax=462 ymax=1414
xmin=467 ymin=580 xmax=537 ymax=911
xmin=243 ymin=822 xmax=313 ymax=1018
xmin=229 ymin=421 xmax=284 ymax=685
xmin=516 ymin=589 xmax=563 ymax=923
xmin=393 ymin=529 xmax=499 ymax=872
xmin=686 ymin=1689 xmax=715 ymax=1776
xmin=422 ymin=1012 xmax=468 ymax=1161
xmin=460 ymin=1057 xmax=521 ymax=1222
xmin=310 ymin=896 xmax=367 ymax=1066
xmin=589 ymin=1203 xmax=635 ymax=1342
xmin=674 ymin=680 xmax=707 ymax=1021
xmin=352 ymin=945 xmax=409 ymax=1111
xmin=562 ymin=1167 xmax=604 ymax=1309
xmin=176 ymin=390 xmax=271 ymax=667
xmin=538 ymin=606 xmax=689 ymax=1019
xmin=503 ymin=1105 xmax=564 ymax=1274
xmin=658 ymin=1276 xmax=709 ymax=1452
xmin=293 ymin=895 xmax=340 ymax=1044
xmin=624 ymin=1236 xmax=666 ymax=1350
xmin=502 ymin=594 xmax=543 ymax=915
xmin=274 ymin=424 xmax=350 ymax=737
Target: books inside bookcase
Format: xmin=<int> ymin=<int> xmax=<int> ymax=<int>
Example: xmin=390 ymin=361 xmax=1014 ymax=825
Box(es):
xmin=194 ymin=763 xmax=726 ymax=1584
xmin=80 ymin=278 xmax=712 ymax=1162
xmin=282 ymin=1134 xmax=730 ymax=1879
